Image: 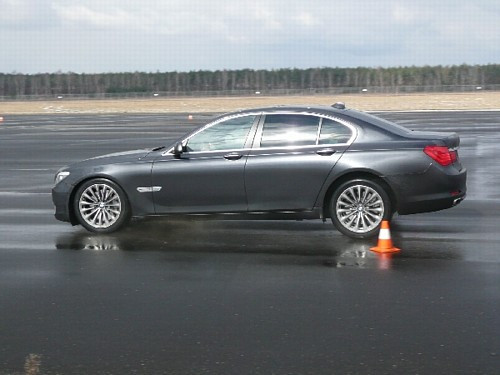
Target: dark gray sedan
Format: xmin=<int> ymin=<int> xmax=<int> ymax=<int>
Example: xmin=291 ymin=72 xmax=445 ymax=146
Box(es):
xmin=52 ymin=104 xmax=466 ymax=238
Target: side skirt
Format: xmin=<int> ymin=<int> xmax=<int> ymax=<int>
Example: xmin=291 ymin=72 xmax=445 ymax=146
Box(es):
xmin=134 ymin=208 xmax=322 ymax=221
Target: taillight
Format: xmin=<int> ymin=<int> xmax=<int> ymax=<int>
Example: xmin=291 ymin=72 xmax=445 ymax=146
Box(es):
xmin=424 ymin=145 xmax=457 ymax=166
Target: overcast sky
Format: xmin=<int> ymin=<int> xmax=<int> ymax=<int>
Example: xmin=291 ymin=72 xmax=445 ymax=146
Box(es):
xmin=1 ymin=0 xmax=499 ymax=74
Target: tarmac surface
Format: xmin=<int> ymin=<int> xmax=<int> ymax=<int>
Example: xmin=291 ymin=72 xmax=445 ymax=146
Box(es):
xmin=1 ymin=111 xmax=499 ymax=374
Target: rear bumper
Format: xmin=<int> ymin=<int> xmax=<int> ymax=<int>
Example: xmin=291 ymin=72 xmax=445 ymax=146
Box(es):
xmin=398 ymin=190 xmax=466 ymax=215
xmin=389 ymin=165 xmax=467 ymax=215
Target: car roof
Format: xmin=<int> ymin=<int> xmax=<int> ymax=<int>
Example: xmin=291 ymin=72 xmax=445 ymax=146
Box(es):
xmin=214 ymin=105 xmax=410 ymax=135
xmin=219 ymin=105 xmax=343 ymax=117
xmin=216 ymin=105 xmax=375 ymax=123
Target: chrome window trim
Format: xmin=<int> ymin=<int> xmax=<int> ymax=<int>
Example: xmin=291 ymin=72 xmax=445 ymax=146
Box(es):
xmin=162 ymin=111 xmax=358 ymax=156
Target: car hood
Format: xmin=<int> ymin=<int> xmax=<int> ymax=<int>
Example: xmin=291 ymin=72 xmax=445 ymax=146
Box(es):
xmin=68 ymin=149 xmax=151 ymax=169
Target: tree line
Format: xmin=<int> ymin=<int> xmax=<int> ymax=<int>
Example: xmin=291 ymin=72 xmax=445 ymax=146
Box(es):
xmin=1 ymin=64 xmax=499 ymax=98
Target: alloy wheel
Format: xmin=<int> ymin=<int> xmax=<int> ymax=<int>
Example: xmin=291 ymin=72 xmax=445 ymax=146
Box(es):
xmin=78 ymin=183 xmax=122 ymax=229
xmin=335 ymin=184 xmax=385 ymax=234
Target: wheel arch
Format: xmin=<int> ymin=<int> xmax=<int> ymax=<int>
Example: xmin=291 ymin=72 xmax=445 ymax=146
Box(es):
xmin=321 ymin=170 xmax=398 ymax=220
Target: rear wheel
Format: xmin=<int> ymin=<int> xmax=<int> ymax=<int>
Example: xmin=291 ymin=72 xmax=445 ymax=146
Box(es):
xmin=74 ymin=178 xmax=130 ymax=233
xmin=330 ymin=179 xmax=391 ymax=239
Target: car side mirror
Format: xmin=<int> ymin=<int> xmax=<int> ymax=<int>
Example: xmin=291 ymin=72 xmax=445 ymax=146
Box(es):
xmin=173 ymin=142 xmax=184 ymax=158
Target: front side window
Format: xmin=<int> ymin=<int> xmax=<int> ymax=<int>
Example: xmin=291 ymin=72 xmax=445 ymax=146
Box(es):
xmin=187 ymin=115 xmax=256 ymax=152
xmin=319 ymin=118 xmax=352 ymax=144
xmin=260 ymin=114 xmax=320 ymax=148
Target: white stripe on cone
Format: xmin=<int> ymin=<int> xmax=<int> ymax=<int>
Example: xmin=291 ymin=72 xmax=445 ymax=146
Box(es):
xmin=378 ymin=228 xmax=391 ymax=240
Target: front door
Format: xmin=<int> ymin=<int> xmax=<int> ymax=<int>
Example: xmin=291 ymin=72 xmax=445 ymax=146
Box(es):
xmin=152 ymin=114 xmax=259 ymax=213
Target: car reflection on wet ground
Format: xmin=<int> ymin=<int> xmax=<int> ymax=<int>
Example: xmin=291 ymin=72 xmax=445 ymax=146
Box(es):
xmin=0 ymin=112 xmax=499 ymax=374
xmin=54 ymin=217 xmax=465 ymax=264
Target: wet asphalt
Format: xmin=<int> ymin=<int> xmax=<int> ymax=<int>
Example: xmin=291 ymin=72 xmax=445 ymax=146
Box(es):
xmin=0 ymin=111 xmax=499 ymax=374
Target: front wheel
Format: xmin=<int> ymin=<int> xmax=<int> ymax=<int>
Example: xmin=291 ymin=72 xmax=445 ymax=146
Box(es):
xmin=73 ymin=178 xmax=130 ymax=233
xmin=330 ymin=179 xmax=391 ymax=239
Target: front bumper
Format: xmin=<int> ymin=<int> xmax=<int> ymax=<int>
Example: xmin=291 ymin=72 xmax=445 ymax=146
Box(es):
xmin=52 ymin=182 xmax=71 ymax=223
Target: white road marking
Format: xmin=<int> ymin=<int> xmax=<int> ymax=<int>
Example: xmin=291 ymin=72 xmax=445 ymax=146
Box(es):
xmin=0 ymin=192 xmax=51 ymax=196
xmin=0 ymin=209 xmax=54 ymax=214
xmin=2 ymin=168 xmax=53 ymax=171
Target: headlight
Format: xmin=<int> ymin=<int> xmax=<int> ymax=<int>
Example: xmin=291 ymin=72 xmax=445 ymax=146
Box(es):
xmin=54 ymin=171 xmax=70 ymax=185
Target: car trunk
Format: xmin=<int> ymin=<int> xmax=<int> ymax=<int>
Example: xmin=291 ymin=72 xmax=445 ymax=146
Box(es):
xmin=408 ymin=131 xmax=460 ymax=149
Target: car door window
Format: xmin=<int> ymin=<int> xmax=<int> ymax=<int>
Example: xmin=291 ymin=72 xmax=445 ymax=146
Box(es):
xmin=260 ymin=114 xmax=320 ymax=148
xmin=187 ymin=115 xmax=256 ymax=152
xmin=319 ymin=118 xmax=352 ymax=144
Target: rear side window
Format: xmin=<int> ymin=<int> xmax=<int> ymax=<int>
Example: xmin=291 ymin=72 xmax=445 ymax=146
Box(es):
xmin=260 ymin=114 xmax=319 ymax=148
xmin=319 ymin=118 xmax=352 ymax=144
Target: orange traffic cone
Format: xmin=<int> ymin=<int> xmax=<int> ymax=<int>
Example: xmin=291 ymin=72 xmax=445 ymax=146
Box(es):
xmin=370 ymin=220 xmax=400 ymax=253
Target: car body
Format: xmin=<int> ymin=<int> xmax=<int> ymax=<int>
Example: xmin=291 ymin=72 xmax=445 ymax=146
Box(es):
xmin=52 ymin=104 xmax=467 ymax=238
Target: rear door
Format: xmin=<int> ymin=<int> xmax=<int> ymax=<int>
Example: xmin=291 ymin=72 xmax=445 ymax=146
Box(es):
xmin=245 ymin=113 xmax=355 ymax=211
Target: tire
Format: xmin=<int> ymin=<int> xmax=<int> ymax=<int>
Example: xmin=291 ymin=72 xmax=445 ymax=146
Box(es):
xmin=330 ymin=178 xmax=391 ymax=239
xmin=73 ymin=178 xmax=130 ymax=233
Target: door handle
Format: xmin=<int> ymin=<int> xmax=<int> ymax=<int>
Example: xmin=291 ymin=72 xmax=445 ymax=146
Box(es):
xmin=224 ymin=152 xmax=243 ymax=160
xmin=316 ymin=148 xmax=336 ymax=156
